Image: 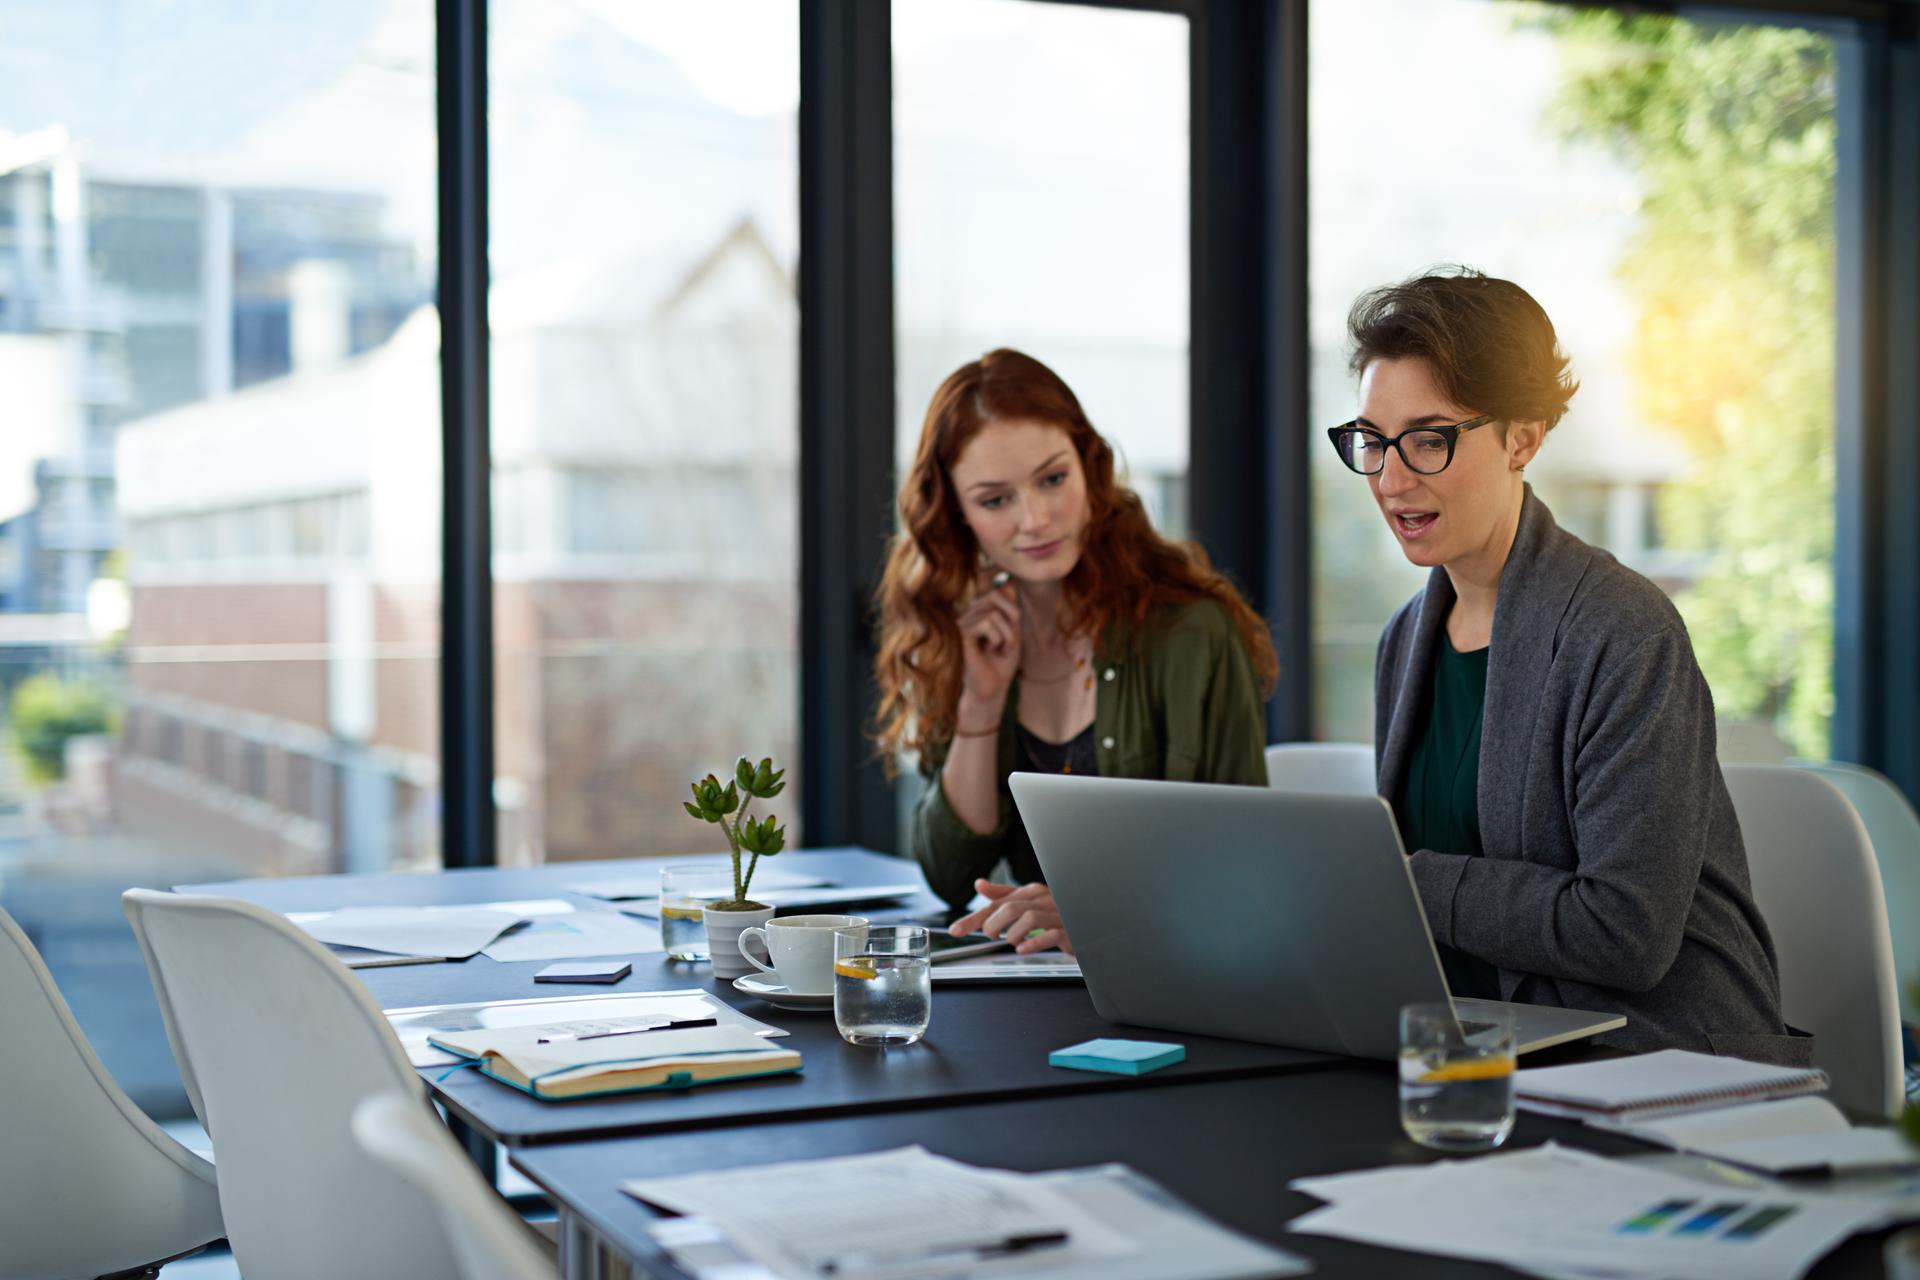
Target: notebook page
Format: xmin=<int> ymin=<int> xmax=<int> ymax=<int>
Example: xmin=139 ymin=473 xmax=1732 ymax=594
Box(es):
xmin=1607 ymin=1096 xmax=1849 ymax=1148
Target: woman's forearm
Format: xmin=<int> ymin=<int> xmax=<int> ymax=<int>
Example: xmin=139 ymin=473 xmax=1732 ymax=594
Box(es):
xmin=941 ymin=694 xmax=1005 ymax=834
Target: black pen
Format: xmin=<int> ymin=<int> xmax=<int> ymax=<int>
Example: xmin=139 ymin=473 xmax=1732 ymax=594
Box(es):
xmin=537 ymin=1017 xmax=716 ymax=1044
xmin=819 ymin=1230 xmax=1069 ymax=1274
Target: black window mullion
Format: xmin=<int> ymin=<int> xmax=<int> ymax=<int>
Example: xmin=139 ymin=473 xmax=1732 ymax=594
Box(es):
xmin=1834 ymin=7 xmax=1920 ymax=800
xmin=800 ymin=1 xmax=896 ymax=851
xmin=436 ymin=0 xmax=494 ymax=868
xmin=1189 ymin=0 xmax=1310 ymax=744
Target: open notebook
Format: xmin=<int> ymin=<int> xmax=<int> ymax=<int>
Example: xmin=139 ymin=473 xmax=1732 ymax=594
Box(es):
xmin=429 ymin=1022 xmax=801 ymax=1100
xmin=1515 ymin=1048 xmax=1828 ymax=1122
xmin=1597 ymin=1096 xmax=1920 ymax=1175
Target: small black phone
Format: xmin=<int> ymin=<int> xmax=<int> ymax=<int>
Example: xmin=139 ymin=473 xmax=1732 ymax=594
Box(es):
xmin=533 ymin=961 xmax=632 ymax=984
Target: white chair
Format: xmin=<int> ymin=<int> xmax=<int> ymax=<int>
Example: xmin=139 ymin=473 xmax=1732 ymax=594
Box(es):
xmin=1789 ymin=759 xmax=1920 ymax=1032
xmin=1721 ymin=764 xmax=1904 ymax=1117
xmin=121 ymin=889 xmax=462 ymax=1280
xmin=1264 ymin=742 xmax=1376 ymax=795
xmin=0 ymin=905 xmax=223 ymax=1280
xmin=353 ymin=1093 xmax=555 ymax=1280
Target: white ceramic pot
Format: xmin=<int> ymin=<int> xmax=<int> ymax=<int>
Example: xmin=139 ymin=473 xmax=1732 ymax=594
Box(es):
xmin=703 ymin=903 xmax=775 ymax=980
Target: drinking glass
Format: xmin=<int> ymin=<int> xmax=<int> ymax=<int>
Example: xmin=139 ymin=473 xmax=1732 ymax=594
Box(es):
xmin=658 ymin=864 xmax=730 ymax=961
xmin=833 ymin=924 xmax=931 ymax=1046
xmin=1398 ymin=1002 xmax=1516 ymax=1151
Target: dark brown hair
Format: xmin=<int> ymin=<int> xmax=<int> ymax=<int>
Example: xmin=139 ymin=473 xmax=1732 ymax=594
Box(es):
xmin=872 ymin=348 xmax=1277 ymax=773
xmin=1347 ymin=266 xmax=1579 ymax=431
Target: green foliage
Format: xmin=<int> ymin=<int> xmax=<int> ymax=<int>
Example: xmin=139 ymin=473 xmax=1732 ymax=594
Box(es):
xmin=1906 ymin=980 xmax=1920 ymax=1147
xmin=683 ymin=756 xmax=786 ymax=907
xmin=9 ymin=673 xmax=116 ymax=785
xmin=683 ymin=774 xmax=740 ymax=823
xmin=1530 ymin=6 xmax=1836 ymax=755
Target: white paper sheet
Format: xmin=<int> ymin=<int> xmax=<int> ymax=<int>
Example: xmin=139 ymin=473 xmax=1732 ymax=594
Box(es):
xmin=1289 ymin=1142 xmax=1901 ymax=1280
xmin=624 ymin=1147 xmax=1135 ymax=1279
xmin=644 ymin=1163 xmax=1309 ymax=1280
xmin=290 ymin=901 xmax=559 ymax=958
xmin=480 ymin=909 xmax=662 ymax=962
xmin=570 ymin=866 xmax=835 ymax=901
xmin=1598 ymin=1097 xmax=1920 ymax=1174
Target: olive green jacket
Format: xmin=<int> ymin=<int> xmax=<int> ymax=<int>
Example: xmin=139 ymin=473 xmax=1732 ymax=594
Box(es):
xmin=912 ymin=598 xmax=1271 ymax=908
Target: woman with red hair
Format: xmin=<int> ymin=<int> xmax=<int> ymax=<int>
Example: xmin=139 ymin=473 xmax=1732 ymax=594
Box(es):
xmin=874 ymin=349 xmax=1276 ymax=953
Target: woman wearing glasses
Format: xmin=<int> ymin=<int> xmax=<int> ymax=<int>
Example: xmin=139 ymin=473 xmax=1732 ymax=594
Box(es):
xmin=1333 ymin=268 xmax=1805 ymax=1065
xmin=875 ymin=348 xmax=1276 ymax=952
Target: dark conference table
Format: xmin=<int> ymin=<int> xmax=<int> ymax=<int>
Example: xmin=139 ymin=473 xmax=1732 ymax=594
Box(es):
xmin=179 ymin=849 xmax=1899 ymax=1279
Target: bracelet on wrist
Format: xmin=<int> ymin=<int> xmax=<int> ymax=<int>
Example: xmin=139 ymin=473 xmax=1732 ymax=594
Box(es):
xmin=952 ymin=721 xmax=1001 ymax=738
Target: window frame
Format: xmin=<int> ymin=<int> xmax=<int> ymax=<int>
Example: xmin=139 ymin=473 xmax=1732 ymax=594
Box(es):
xmin=434 ymin=0 xmax=1920 ymax=870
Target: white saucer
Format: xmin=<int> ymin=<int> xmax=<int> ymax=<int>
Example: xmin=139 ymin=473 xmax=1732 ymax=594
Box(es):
xmin=732 ymin=971 xmax=833 ymax=1011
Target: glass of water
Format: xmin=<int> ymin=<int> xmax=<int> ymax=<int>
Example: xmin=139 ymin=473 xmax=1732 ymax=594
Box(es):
xmin=658 ymin=864 xmax=729 ymax=961
xmin=833 ymin=924 xmax=931 ymax=1046
xmin=1398 ymin=1002 xmax=1515 ymax=1151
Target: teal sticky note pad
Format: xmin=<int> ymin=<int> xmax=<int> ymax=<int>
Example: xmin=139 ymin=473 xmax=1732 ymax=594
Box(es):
xmin=1049 ymin=1038 xmax=1186 ymax=1076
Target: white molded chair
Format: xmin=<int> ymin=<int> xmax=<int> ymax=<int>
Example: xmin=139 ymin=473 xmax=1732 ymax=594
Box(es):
xmin=122 ymin=889 xmax=462 ymax=1280
xmin=353 ymin=1093 xmax=555 ymax=1280
xmin=1789 ymin=759 xmax=1920 ymax=1032
xmin=0 ymin=905 xmax=224 ymax=1280
xmin=1264 ymin=742 xmax=1376 ymax=796
xmin=1721 ymin=764 xmax=1904 ymax=1117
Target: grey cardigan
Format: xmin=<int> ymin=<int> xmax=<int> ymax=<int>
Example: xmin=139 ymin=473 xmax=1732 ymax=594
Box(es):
xmin=1375 ymin=488 xmax=1809 ymax=1066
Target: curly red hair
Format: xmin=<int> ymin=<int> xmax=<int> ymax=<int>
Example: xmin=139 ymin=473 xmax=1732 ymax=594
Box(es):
xmin=872 ymin=349 xmax=1277 ymax=775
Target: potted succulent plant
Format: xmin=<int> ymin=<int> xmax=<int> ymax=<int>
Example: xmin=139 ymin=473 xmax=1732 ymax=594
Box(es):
xmin=683 ymin=756 xmax=788 ymax=979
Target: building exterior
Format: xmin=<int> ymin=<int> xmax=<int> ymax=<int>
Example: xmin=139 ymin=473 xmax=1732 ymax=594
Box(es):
xmin=114 ymin=219 xmax=798 ymax=874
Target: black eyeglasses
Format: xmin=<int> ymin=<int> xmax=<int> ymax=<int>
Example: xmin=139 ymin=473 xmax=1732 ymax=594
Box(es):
xmin=1326 ymin=416 xmax=1495 ymax=476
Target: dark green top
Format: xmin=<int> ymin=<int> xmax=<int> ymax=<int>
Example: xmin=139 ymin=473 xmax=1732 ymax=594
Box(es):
xmin=912 ymin=598 xmax=1270 ymax=909
xmin=1396 ymin=635 xmax=1501 ymax=1000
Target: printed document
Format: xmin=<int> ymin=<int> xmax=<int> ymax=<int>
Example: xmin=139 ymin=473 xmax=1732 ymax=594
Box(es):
xmin=641 ymin=1159 xmax=1307 ymax=1280
xmin=625 ymin=1147 xmax=1304 ymax=1280
xmin=1291 ymin=1142 xmax=1904 ymax=1280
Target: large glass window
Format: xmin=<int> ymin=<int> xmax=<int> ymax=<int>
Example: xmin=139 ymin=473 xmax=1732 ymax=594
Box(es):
xmin=894 ymin=0 xmax=1190 ymax=534
xmin=1309 ymin=1 xmax=1837 ymax=761
xmin=0 ymin=2 xmax=439 ymax=1117
xmin=488 ymin=0 xmax=799 ymax=863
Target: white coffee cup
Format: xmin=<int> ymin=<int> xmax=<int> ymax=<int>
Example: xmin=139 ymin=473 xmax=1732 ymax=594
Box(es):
xmin=737 ymin=914 xmax=868 ymax=995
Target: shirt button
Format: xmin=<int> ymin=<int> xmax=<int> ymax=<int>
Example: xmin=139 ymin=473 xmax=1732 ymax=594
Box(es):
xmin=1101 ymin=736 xmax=1115 ymax=750
xmin=1102 ymin=668 xmax=1116 ymax=682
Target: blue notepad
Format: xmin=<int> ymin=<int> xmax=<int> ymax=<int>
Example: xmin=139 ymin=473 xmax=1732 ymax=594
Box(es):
xmin=1049 ymin=1038 xmax=1185 ymax=1076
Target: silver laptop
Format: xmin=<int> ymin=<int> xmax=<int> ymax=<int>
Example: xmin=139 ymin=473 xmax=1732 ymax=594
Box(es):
xmin=1008 ymin=773 xmax=1625 ymax=1059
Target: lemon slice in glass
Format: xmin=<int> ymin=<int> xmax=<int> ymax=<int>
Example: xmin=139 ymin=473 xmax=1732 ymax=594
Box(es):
xmin=1419 ymin=1058 xmax=1514 ymax=1083
xmin=833 ymin=959 xmax=878 ymax=981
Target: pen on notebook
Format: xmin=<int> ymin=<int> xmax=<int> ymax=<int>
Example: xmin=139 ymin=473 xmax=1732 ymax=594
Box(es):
xmin=536 ymin=1017 xmax=716 ymax=1044
xmin=818 ymin=1230 xmax=1070 ymax=1274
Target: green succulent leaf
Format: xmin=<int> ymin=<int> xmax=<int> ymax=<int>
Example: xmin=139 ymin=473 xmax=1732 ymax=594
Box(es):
xmin=685 ymin=774 xmax=738 ymax=822
xmin=736 ymin=757 xmax=756 ymax=790
xmin=742 ymin=757 xmax=786 ymax=799
xmin=739 ymin=814 xmax=787 ymax=856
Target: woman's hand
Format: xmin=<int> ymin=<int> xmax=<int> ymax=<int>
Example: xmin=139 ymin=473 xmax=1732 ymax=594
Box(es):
xmin=956 ymin=576 xmax=1021 ymax=715
xmin=949 ymin=879 xmax=1074 ymax=954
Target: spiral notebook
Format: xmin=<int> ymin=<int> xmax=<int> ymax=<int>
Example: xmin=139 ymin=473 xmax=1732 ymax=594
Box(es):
xmin=1515 ymin=1048 xmax=1829 ymax=1122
